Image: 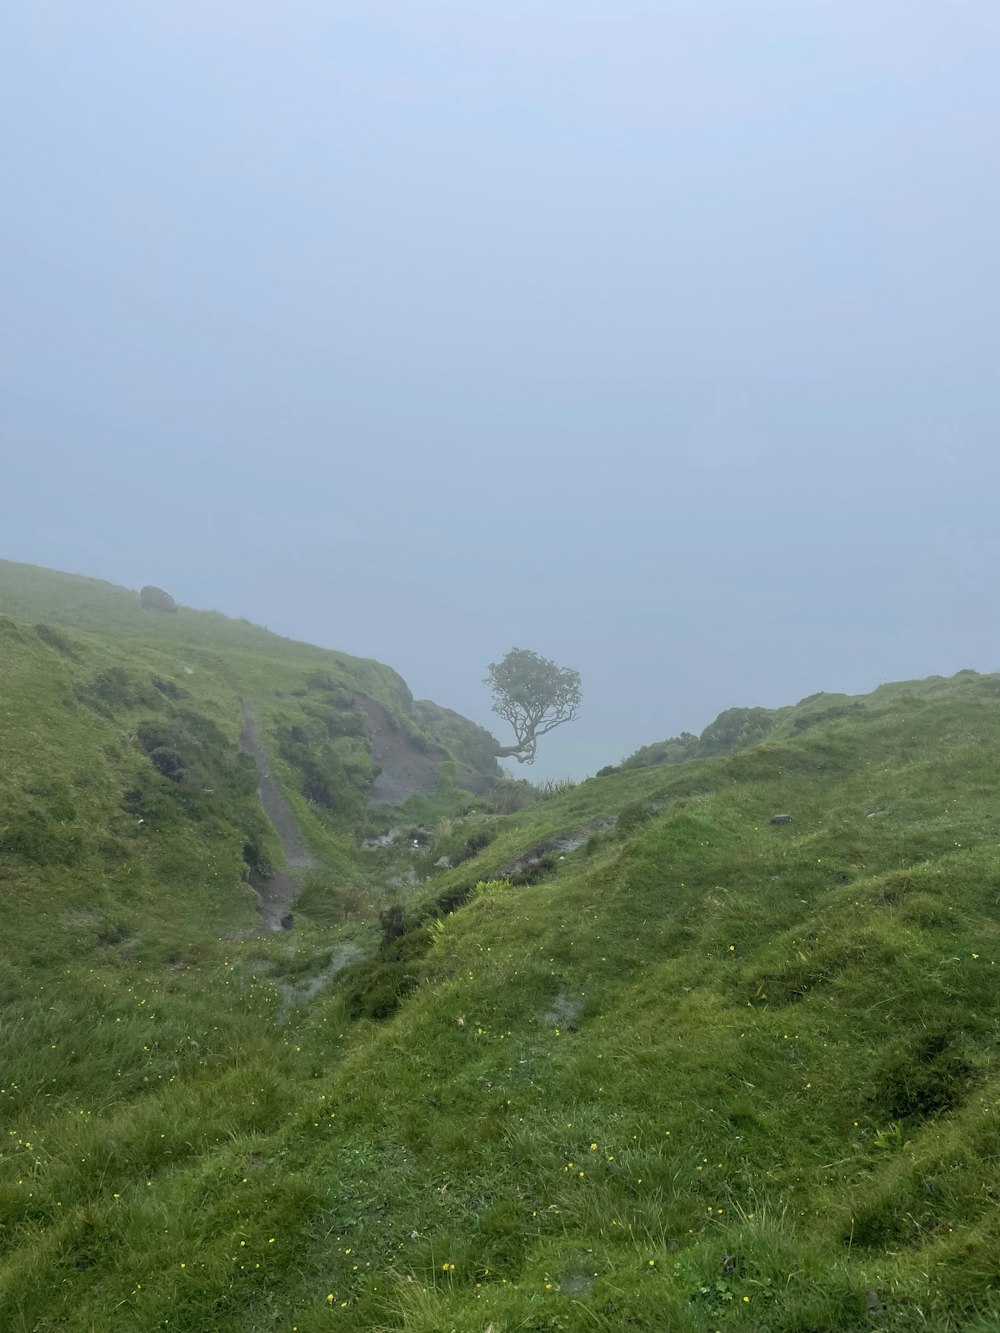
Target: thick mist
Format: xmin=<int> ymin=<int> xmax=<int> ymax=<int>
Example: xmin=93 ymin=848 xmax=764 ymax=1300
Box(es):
xmin=4 ymin=1 xmax=999 ymax=777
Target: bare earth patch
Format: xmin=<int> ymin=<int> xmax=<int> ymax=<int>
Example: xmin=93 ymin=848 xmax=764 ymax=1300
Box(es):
xmin=240 ymin=703 xmax=318 ymax=932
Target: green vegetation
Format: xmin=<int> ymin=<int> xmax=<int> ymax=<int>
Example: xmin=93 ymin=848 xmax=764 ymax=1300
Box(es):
xmin=620 ymin=696 xmax=869 ymax=771
xmin=486 ymin=647 xmax=582 ymax=764
xmin=3 ymin=561 xmax=1000 ymax=1330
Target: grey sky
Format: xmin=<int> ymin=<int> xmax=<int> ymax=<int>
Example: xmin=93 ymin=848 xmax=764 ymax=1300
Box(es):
xmin=3 ymin=1 xmax=999 ymax=777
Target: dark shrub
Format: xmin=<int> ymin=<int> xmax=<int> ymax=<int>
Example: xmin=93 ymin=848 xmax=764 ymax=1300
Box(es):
xmin=150 ymin=674 xmax=181 ymax=698
xmin=379 ymin=905 xmax=407 ymax=951
xmin=425 ymin=883 xmax=476 ymax=917
xmin=345 ymin=964 xmax=421 ymax=1021
xmin=242 ymin=841 xmax=273 ymax=878
xmin=450 ymin=827 xmax=495 ymax=866
xmin=149 ymin=747 xmax=184 ymax=782
xmin=136 ymin=723 xmax=171 ymax=754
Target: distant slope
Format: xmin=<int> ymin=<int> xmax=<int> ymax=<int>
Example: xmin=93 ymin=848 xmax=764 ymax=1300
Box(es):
xmin=0 ymin=559 xmax=502 ymax=817
xmin=620 ymin=671 xmax=987 ymax=770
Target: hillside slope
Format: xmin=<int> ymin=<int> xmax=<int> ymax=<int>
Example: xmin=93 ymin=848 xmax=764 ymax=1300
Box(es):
xmin=0 ymin=558 xmax=501 ymax=825
xmin=2 ymin=563 xmax=1000 ymax=1331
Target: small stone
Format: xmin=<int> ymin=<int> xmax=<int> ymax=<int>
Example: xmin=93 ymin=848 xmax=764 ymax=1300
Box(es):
xmin=770 ymin=813 xmax=794 ymax=825
xmin=866 ymin=1288 xmax=883 ymax=1312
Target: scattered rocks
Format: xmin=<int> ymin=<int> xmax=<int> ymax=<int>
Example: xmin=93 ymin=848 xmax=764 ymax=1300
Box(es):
xmin=499 ymin=829 xmax=588 ymax=877
xmin=361 ymin=829 xmax=400 ymax=850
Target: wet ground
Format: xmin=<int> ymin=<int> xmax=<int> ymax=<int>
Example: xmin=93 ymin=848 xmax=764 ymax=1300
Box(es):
xmin=240 ymin=703 xmax=318 ymax=932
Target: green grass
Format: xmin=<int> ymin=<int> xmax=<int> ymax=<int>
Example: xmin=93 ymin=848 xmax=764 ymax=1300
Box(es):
xmin=3 ymin=563 xmax=1000 ymax=1329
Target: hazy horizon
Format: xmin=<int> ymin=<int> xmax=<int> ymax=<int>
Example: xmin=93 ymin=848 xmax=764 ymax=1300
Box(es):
xmin=4 ymin=1 xmax=999 ymax=777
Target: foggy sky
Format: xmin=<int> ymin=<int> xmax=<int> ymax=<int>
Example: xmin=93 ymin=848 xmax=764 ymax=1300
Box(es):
xmin=3 ymin=1 xmax=999 ymax=778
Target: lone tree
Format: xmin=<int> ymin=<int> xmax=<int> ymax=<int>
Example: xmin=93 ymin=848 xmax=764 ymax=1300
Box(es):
xmin=485 ymin=648 xmax=581 ymax=764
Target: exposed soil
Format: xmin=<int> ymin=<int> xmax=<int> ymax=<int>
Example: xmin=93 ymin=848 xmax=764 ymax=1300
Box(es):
xmin=354 ymin=694 xmax=448 ymax=805
xmin=240 ymin=703 xmax=318 ymax=932
xmin=499 ymin=829 xmax=592 ymax=877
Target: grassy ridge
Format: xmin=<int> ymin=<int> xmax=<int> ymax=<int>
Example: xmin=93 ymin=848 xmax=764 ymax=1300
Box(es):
xmin=2 ymin=562 xmax=1000 ymax=1329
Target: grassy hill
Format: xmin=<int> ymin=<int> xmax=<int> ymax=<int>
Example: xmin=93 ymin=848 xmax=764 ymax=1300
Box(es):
xmin=2 ymin=561 xmax=1000 ymax=1331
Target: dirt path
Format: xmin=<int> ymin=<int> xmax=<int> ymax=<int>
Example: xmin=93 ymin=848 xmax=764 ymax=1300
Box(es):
xmin=240 ymin=703 xmax=318 ymax=932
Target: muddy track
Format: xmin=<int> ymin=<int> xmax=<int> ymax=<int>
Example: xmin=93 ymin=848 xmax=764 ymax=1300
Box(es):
xmin=240 ymin=703 xmax=318 ymax=932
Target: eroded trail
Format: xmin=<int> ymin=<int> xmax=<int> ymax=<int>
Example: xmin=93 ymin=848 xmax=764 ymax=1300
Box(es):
xmin=240 ymin=703 xmax=318 ymax=931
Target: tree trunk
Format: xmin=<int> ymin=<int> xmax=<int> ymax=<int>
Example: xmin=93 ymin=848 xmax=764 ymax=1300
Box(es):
xmin=492 ymin=742 xmax=532 ymax=762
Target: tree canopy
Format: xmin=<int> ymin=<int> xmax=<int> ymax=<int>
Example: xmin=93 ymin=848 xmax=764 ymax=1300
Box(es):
xmin=485 ymin=648 xmax=581 ymax=764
